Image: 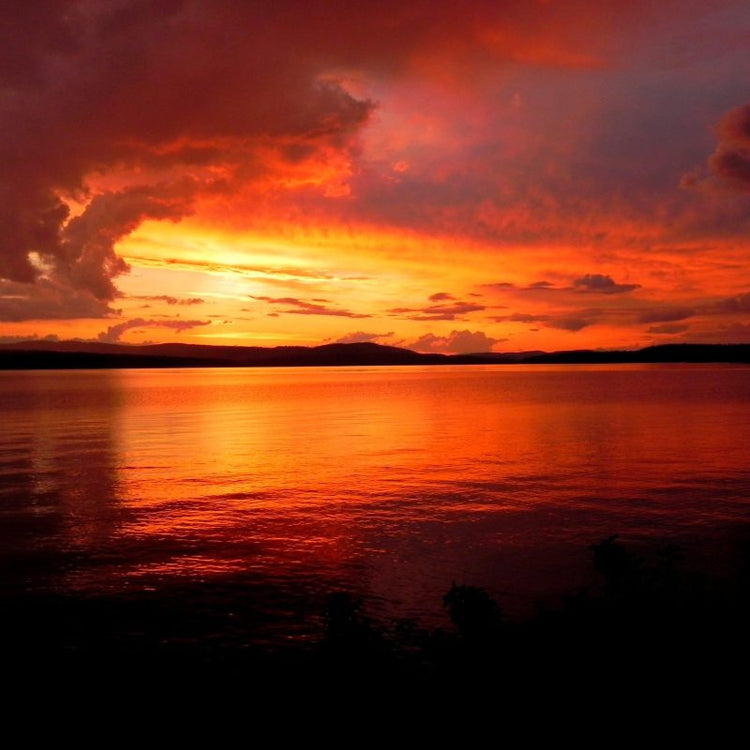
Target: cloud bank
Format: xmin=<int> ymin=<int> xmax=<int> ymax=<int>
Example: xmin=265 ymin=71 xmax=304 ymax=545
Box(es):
xmin=410 ymin=329 xmax=502 ymax=354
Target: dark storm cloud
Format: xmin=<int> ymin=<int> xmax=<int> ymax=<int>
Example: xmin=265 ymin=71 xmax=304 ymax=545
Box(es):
xmin=59 ymin=184 xmax=197 ymax=300
xmin=0 ymin=182 xmax=202 ymax=318
xmin=0 ymin=0 xmax=374 ymax=316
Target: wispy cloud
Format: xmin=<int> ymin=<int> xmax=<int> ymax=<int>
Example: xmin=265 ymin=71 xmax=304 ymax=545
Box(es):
xmin=485 ymin=274 xmax=640 ymax=296
xmin=0 ymin=278 xmax=113 ymax=321
xmin=647 ymin=323 xmax=689 ymax=335
xmin=492 ymin=312 xmax=551 ymax=323
xmin=131 ymin=295 xmax=205 ymax=306
xmin=334 ymin=331 xmax=394 ymax=344
xmin=97 ymin=318 xmax=211 ymax=343
xmin=638 ymin=307 xmax=695 ymax=324
xmin=546 ymin=316 xmax=595 ymax=332
xmin=126 ymin=255 xmax=337 ymax=282
xmin=250 ymin=295 xmax=370 ymax=318
xmin=388 ymin=299 xmax=485 ymax=321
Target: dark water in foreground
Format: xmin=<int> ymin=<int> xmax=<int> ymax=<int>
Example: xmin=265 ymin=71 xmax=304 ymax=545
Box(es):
xmin=2 ymin=364 xmax=749 ymax=646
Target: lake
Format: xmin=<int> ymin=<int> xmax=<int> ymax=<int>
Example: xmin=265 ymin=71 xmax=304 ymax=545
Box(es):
xmin=2 ymin=364 xmax=750 ymax=644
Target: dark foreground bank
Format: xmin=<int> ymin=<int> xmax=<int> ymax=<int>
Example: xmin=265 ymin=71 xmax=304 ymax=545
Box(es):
xmin=3 ymin=535 xmax=750 ymax=692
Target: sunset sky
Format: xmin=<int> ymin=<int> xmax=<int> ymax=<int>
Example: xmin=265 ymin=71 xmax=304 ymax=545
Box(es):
xmin=1 ymin=0 xmax=749 ymax=353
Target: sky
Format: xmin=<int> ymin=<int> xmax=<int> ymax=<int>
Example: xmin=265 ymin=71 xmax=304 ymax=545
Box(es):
xmin=1 ymin=0 xmax=749 ymax=353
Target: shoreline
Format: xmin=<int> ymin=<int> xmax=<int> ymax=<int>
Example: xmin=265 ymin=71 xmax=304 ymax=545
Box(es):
xmin=1 ymin=342 xmax=749 ymax=370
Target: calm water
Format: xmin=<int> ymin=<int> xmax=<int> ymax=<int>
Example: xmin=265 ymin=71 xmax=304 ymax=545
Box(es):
xmin=2 ymin=364 xmax=750 ymax=636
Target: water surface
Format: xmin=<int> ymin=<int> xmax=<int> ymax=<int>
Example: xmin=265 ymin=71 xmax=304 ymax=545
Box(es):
xmin=2 ymin=364 xmax=749 ymax=633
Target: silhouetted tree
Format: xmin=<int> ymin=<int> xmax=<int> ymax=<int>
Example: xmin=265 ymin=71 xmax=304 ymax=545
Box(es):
xmin=320 ymin=592 xmax=390 ymax=666
xmin=590 ymin=535 xmax=641 ymax=594
xmin=443 ymin=584 xmax=503 ymax=646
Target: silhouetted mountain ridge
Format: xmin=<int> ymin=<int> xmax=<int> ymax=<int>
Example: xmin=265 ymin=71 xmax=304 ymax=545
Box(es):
xmin=522 ymin=343 xmax=750 ymax=364
xmin=0 ymin=340 xmax=748 ymax=369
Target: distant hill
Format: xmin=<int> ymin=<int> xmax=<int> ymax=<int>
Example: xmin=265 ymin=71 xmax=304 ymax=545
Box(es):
xmin=521 ymin=344 xmax=750 ymax=364
xmin=0 ymin=341 xmax=478 ymax=369
xmin=0 ymin=340 xmax=748 ymax=370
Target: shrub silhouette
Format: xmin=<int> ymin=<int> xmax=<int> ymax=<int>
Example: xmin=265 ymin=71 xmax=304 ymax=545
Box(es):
xmin=443 ymin=583 xmax=503 ymax=645
xmin=320 ymin=592 xmax=390 ymax=666
xmin=590 ymin=535 xmax=641 ymax=593
xmin=5 ymin=534 xmax=744 ymax=685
